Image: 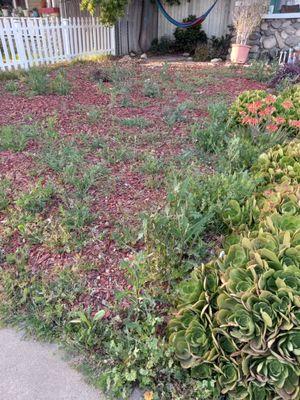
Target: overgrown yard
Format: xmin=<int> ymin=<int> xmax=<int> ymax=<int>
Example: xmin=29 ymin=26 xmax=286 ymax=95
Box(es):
xmin=1 ymin=58 xmax=299 ymax=400
xmin=0 ymin=59 xmax=263 ymax=305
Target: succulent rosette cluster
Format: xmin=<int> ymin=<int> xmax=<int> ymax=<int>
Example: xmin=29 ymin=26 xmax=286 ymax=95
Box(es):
xmin=168 ymin=141 xmax=300 ymax=399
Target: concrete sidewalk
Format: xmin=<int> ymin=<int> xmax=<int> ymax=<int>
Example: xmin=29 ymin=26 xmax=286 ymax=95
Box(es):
xmin=0 ymin=328 xmax=105 ymax=400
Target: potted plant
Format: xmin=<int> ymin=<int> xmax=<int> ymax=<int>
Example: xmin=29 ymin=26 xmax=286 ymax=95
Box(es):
xmin=231 ymin=0 xmax=268 ymax=64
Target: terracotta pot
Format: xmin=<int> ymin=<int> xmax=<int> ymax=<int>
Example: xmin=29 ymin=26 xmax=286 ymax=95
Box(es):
xmin=231 ymin=44 xmax=251 ymax=64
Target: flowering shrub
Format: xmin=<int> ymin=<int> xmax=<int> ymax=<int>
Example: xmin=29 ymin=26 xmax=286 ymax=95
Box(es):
xmin=229 ymin=86 xmax=300 ymax=135
xmin=168 ymin=141 xmax=300 ymax=399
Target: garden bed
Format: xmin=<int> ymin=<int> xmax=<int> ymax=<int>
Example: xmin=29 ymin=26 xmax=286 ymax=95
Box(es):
xmin=0 ymin=60 xmax=263 ymax=307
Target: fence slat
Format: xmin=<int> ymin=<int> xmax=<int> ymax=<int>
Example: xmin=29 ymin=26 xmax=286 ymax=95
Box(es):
xmin=0 ymin=16 xmax=116 ymax=71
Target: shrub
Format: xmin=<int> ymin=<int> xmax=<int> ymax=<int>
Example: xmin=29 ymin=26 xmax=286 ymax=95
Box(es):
xmin=209 ymin=30 xmax=233 ymax=60
xmin=150 ymin=37 xmax=175 ymax=54
xmin=268 ymin=63 xmax=300 ymax=89
xmin=174 ymin=15 xmax=207 ymax=53
xmin=193 ymin=44 xmax=210 ymax=62
xmin=168 ymin=140 xmax=300 ymax=399
xmin=229 ymin=86 xmax=300 ymax=135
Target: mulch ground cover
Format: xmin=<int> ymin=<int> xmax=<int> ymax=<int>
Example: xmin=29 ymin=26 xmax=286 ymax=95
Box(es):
xmin=0 ymin=58 xmax=264 ymax=307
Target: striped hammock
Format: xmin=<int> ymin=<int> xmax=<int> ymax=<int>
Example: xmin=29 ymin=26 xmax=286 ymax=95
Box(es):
xmin=156 ymin=0 xmax=219 ymax=28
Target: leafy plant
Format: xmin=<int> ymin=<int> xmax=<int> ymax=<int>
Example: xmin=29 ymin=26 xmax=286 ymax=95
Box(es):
xmin=0 ymin=179 xmax=11 ymax=211
xmin=174 ymin=15 xmax=207 ymax=53
xmin=245 ymin=60 xmax=279 ymax=83
xmin=15 ymin=181 xmax=55 ymax=214
xmin=191 ymin=102 xmax=229 ymax=153
xmin=26 ymin=67 xmax=49 ymax=95
xmin=50 ymin=70 xmax=71 ymax=95
xmin=143 ymin=171 xmax=255 ymax=280
xmin=143 ymin=79 xmax=161 ymax=98
xmin=5 ymin=80 xmax=19 ymax=94
xmin=86 ymin=106 xmax=102 ymax=124
xmin=118 ymin=116 xmax=150 ymax=128
xmin=0 ymin=125 xmax=37 ymax=152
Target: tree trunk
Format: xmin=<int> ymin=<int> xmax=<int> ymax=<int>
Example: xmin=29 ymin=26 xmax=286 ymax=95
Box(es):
xmin=116 ymin=0 xmax=158 ymax=54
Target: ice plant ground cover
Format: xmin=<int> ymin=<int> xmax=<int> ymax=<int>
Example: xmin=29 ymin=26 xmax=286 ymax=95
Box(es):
xmin=1 ymin=58 xmax=299 ymax=399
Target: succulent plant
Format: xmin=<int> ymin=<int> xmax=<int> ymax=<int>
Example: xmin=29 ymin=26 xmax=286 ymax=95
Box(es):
xmin=168 ymin=141 xmax=300 ymax=398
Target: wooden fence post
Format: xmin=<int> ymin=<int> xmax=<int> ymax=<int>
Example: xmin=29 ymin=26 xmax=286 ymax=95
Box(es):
xmin=13 ymin=19 xmax=29 ymax=70
xmin=111 ymin=25 xmax=116 ymax=56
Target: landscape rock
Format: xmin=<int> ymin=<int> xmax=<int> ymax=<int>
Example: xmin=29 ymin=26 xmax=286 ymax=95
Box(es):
xmin=275 ymin=31 xmax=285 ymax=49
xmin=211 ymin=58 xmax=223 ymax=63
xmin=286 ymin=35 xmax=300 ymax=46
xmin=263 ymin=36 xmax=277 ymax=49
xmin=182 ymin=52 xmax=190 ymax=57
xmin=140 ymin=53 xmax=148 ymax=60
xmin=187 ymin=57 xmax=194 ymax=61
xmin=271 ymin=19 xmax=282 ymax=29
xmin=129 ymin=388 xmax=143 ymax=400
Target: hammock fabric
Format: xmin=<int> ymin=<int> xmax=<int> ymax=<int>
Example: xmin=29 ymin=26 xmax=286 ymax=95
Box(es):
xmin=156 ymin=0 xmax=219 ymax=28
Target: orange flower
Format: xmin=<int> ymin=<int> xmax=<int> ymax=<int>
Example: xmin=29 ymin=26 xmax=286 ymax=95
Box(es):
xmin=247 ymin=101 xmax=263 ymax=113
xmin=289 ymin=120 xmax=300 ymax=128
xmin=265 ymin=94 xmax=277 ymax=104
xmin=282 ymin=100 xmax=293 ymax=110
xmin=266 ymin=124 xmax=278 ymax=133
xmin=259 ymin=106 xmax=276 ymax=116
xmin=144 ymin=391 xmax=154 ymax=400
xmin=273 ymin=116 xmax=285 ymax=125
xmin=241 ymin=116 xmax=260 ymax=125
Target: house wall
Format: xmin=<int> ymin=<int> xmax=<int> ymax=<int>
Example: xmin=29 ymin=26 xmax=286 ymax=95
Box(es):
xmin=27 ymin=0 xmax=41 ymax=10
xmin=158 ymin=0 xmax=235 ymax=40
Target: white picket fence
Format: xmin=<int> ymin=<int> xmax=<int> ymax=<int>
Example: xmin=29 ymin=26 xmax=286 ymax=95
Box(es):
xmin=0 ymin=17 xmax=116 ymax=71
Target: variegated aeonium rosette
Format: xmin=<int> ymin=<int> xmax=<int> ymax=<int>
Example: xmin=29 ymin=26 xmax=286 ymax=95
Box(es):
xmin=168 ymin=141 xmax=300 ymax=399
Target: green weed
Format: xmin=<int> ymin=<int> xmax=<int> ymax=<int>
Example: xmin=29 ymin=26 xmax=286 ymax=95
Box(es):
xmin=15 ymin=181 xmax=55 ymax=214
xmin=118 ymin=116 xmax=151 ymax=129
xmin=50 ymin=70 xmax=71 ymax=95
xmin=86 ymin=107 xmax=102 ymax=124
xmin=26 ymin=67 xmax=49 ymax=95
xmin=0 ymin=179 xmax=11 ymax=211
xmin=0 ymin=125 xmax=37 ymax=152
xmin=4 ymin=80 xmax=18 ymax=94
xmin=143 ymin=79 xmax=161 ymax=98
xmin=41 ymin=142 xmax=83 ymax=172
xmin=139 ymin=154 xmax=164 ymax=175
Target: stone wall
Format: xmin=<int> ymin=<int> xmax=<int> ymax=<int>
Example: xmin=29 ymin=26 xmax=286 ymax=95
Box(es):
xmin=248 ymin=18 xmax=300 ymax=60
xmin=232 ymin=0 xmax=300 ymax=60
